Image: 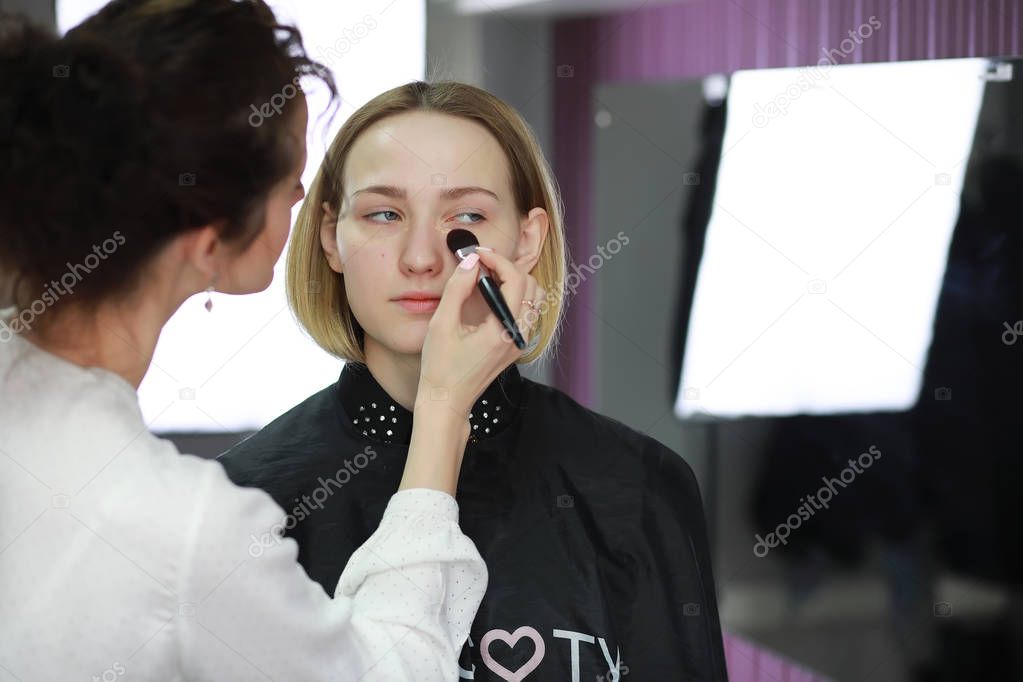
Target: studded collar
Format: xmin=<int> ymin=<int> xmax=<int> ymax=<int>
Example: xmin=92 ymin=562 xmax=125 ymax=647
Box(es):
xmin=337 ymin=361 xmax=524 ymax=445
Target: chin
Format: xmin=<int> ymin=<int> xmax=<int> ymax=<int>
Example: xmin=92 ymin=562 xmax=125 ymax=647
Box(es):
xmin=241 ymin=269 xmax=276 ymax=295
xmin=388 ymin=327 xmax=428 ymax=356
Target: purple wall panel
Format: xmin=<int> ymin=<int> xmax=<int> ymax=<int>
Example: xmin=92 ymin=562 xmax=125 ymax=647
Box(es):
xmin=722 ymin=629 xmax=835 ymax=681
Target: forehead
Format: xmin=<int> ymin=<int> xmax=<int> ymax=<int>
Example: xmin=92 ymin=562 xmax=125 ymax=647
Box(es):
xmin=343 ymin=111 xmax=511 ymax=200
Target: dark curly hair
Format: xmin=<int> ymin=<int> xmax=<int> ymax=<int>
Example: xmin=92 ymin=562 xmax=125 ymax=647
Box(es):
xmin=0 ymin=0 xmax=336 ymax=321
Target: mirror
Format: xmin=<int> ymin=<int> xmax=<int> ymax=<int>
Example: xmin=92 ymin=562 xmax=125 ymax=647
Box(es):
xmin=592 ymin=55 xmax=1022 ymax=681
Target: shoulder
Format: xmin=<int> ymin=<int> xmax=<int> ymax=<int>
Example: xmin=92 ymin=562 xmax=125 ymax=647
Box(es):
xmin=53 ymin=420 xmax=287 ymax=603
xmin=234 ymin=380 xmax=340 ymax=449
xmin=523 ymin=378 xmax=699 ymax=491
xmin=82 ymin=429 xmax=285 ymax=551
xmin=216 ymin=381 xmax=340 ymax=496
xmin=0 ymin=336 xmax=290 ymax=599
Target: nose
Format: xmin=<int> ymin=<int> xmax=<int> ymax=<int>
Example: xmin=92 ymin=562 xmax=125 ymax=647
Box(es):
xmin=399 ymin=219 xmax=450 ymax=276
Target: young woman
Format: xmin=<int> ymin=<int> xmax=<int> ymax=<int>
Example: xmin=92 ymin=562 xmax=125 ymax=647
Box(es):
xmin=220 ymin=81 xmax=728 ymax=681
xmin=0 ymin=4 xmax=530 ymax=680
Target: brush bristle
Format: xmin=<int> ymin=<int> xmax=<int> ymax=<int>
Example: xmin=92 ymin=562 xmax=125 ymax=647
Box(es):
xmin=446 ymin=228 xmax=479 ymax=254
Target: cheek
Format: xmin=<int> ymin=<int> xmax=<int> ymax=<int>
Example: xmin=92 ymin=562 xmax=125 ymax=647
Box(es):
xmin=339 ymin=245 xmax=397 ymax=315
xmin=339 ymin=244 xmax=383 ymax=289
xmin=267 ymin=216 xmax=290 ymax=256
xmin=339 ymin=223 xmax=382 ymax=258
xmin=258 ymin=199 xmax=292 ymax=255
xmin=339 ymin=230 xmax=391 ymax=270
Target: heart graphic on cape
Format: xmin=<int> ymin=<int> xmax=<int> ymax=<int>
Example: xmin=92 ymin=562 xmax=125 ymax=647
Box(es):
xmin=479 ymin=626 xmax=546 ymax=681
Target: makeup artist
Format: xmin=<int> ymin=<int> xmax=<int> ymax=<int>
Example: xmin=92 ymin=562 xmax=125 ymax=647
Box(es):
xmin=0 ymin=2 xmax=519 ymax=679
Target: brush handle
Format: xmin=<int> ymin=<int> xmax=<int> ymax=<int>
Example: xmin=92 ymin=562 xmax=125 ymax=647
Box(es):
xmin=477 ymin=275 xmax=526 ymax=349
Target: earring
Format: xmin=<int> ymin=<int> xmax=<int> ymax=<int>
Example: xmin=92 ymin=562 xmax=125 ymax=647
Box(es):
xmin=205 ymin=276 xmax=216 ymax=312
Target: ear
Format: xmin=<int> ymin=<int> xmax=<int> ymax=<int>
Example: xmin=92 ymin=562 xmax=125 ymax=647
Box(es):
xmin=514 ymin=207 xmax=549 ymax=273
xmin=319 ymin=201 xmax=344 ymax=275
xmin=178 ymin=223 xmax=223 ymax=283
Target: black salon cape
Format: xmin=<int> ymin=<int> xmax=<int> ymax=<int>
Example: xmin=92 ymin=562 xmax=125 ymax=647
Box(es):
xmin=219 ymin=364 xmax=727 ymax=681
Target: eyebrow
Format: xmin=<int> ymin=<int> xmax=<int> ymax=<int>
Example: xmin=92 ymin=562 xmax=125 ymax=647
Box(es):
xmin=351 ymin=184 xmax=499 ymax=202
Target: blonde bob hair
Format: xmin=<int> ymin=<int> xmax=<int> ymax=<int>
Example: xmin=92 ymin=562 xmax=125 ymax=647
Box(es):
xmin=286 ymin=80 xmax=568 ymax=365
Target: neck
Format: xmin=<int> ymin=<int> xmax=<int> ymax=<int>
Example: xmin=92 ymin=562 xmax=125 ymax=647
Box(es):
xmin=24 ymin=284 xmax=186 ymax=390
xmin=363 ymin=337 xmax=424 ymax=412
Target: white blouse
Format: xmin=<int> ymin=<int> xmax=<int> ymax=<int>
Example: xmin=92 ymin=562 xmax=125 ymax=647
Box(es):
xmin=0 ymin=330 xmax=487 ymax=681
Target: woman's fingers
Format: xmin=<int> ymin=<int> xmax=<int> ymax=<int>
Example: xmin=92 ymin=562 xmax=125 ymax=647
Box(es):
xmin=485 ymin=274 xmax=543 ymax=352
xmin=431 ymin=252 xmax=480 ymax=332
xmin=516 ymin=278 xmax=538 ymax=337
xmin=438 ymin=248 xmax=542 ymax=356
xmin=520 ymin=281 xmax=546 ymax=347
xmin=474 ymin=249 xmax=527 ymax=322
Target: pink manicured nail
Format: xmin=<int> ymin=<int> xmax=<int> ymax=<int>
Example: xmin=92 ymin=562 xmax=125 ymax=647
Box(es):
xmin=474 ymin=246 xmax=495 ymax=252
xmin=459 ymin=253 xmax=480 ymax=269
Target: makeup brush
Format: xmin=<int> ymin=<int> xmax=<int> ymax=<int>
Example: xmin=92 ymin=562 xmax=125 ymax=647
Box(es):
xmin=445 ymin=228 xmax=527 ymax=349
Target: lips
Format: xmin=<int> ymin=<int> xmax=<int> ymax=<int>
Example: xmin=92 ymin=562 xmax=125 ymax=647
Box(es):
xmin=394 ymin=294 xmax=441 ymax=314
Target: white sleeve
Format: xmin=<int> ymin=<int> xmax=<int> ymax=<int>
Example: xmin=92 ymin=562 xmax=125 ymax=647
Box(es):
xmin=176 ymin=458 xmax=486 ymax=681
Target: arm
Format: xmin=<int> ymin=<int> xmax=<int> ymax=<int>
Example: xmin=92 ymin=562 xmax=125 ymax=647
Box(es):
xmin=399 ymin=400 xmax=471 ymax=495
xmin=178 ymin=454 xmax=486 ymax=681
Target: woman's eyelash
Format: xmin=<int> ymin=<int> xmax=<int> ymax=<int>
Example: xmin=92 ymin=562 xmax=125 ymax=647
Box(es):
xmin=452 ymin=212 xmax=485 ymax=224
xmin=362 ymin=211 xmax=485 ymax=224
xmin=365 ymin=210 xmax=401 ymax=223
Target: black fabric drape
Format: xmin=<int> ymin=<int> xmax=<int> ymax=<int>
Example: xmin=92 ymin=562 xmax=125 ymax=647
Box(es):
xmin=219 ymin=363 xmax=728 ymax=680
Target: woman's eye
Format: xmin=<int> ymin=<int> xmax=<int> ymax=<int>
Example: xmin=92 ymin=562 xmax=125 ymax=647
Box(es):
xmin=452 ymin=212 xmax=484 ymax=224
xmin=365 ymin=210 xmax=401 ymax=223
